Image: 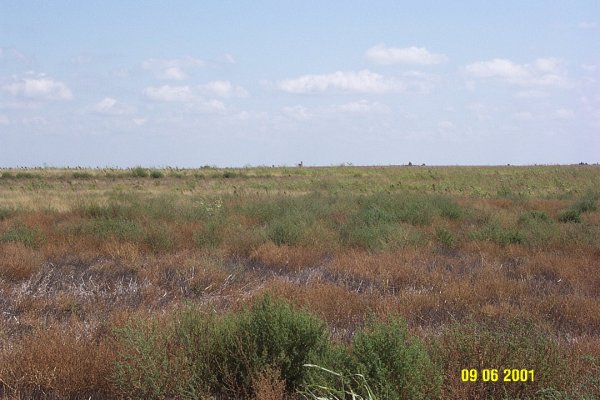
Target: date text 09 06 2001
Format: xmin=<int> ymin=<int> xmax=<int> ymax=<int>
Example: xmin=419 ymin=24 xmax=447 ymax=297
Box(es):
xmin=461 ymin=369 xmax=534 ymax=383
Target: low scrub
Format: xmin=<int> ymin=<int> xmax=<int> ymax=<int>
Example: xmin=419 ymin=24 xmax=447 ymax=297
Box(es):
xmin=113 ymin=295 xmax=328 ymax=399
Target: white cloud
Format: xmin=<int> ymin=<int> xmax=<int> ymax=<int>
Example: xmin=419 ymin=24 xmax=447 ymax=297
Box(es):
xmin=0 ymin=115 xmax=9 ymax=125
xmin=143 ymin=85 xmax=226 ymax=113
xmin=144 ymin=85 xmax=196 ymax=102
xmin=4 ymin=76 xmax=73 ymax=101
xmin=142 ymin=57 xmax=204 ymax=80
xmin=91 ymin=97 xmax=134 ymax=115
xmin=144 ymin=81 xmax=247 ymax=101
xmin=365 ymin=44 xmax=447 ymax=65
xmin=282 ymin=105 xmax=311 ymax=120
xmin=464 ymin=58 xmax=572 ymax=88
xmin=277 ymin=70 xmax=404 ymax=94
xmin=332 ymin=100 xmax=390 ymax=113
xmin=132 ymin=118 xmax=147 ymax=126
xmin=582 ymin=64 xmax=598 ymax=73
xmin=198 ymin=80 xmax=248 ymax=97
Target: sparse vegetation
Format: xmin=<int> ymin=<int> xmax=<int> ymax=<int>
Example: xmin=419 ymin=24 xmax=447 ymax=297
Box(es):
xmin=0 ymin=165 xmax=599 ymax=399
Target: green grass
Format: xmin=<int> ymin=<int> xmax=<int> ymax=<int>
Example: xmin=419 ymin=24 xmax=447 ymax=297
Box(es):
xmin=2 ymin=225 xmax=44 ymax=248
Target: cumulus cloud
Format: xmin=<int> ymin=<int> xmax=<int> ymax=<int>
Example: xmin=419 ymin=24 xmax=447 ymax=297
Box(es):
xmin=144 ymin=85 xmax=196 ymax=102
xmin=91 ymin=97 xmax=134 ymax=115
xmin=0 ymin=115 xmax=9 ymax=125
xmin=198 ymin=80 xmax=248 ymax=97
xmin=143 ymin=85 xmax=226 ymax=113
xmin=142 ymin=57 xmax=204 ymax=80
xmin=144 ymin=81 xmax=247 ymax=101
xmin=4 ymin=76 xmax=73 ymax=101
xmin=464 ymin=58 xmax=572 ymax=88
xmin=277 ymin=70 xmax=404 ymax=94
xmin=365 ymin=44 xmax=447 ymax=65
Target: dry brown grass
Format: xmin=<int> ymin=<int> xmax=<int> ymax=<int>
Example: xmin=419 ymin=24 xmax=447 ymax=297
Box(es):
xmin=0 ymin=243 xmax=43 ymax=282
xmin=0 ymin=323 xmax=116 ymax=398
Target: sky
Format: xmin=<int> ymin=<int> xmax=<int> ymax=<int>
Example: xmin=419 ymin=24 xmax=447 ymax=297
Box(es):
xmin=0 ymin=1 xmax=599 ymax=167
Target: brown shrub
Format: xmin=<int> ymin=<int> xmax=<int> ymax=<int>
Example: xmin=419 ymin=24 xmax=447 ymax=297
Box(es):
xmin=0 ymin=324 xmax=116 ymax=398
xmin=251 ymin=242 xmax=325 ymax=273
xmin=0 ymin=243 xmax=44 ymax=282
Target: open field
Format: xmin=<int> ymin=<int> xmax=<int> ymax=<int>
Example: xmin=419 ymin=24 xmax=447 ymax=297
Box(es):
xmin=0 ymin=165 xmax=599 ymax=399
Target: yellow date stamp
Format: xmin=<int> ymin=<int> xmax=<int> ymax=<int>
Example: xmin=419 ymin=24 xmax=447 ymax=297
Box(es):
xmin=461 ymin=369 xmax=534 ymax=382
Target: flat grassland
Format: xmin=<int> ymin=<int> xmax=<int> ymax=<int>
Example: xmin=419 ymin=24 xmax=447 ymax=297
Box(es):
xmin=0 ymin=165 xmax=599 ymax=399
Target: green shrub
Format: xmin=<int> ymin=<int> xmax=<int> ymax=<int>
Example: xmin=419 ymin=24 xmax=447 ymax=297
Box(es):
xmin=571 ymin=198 xmax=598 ymax=214
xmin=131 ymin=167 xmax=149 ymax=178
xmin=470 ymin=222 xmax=526 ymax=246
xmin=558 ymin=210 xmax=581 ymax=223
xmin=72 ymin=171 xmax=93 ymax=179
xmin=0 ymin=171 xmax=14 ymax=179
xmin=518 ymin=210 xmax=552 ymax=224
xmin=113 ymin=295 xmax=328 ymax=399
xmin=349 ymin=317 xmax=442 ymax=400
xmin=149 ymin=170 xmax=164 ymax=179
xmin=88 ymin=219 xmax=141 ymax=241
xmin=0 ymin=207 xmax=16 ymax=220
xmin=340 ymin=221 xmax=400 ymax=251
xmin=15 ymin=171 xmax=36 ymax=179
xmin=268 ymin=216 xmax=304 ymax=246
xmin=222 ymin=170 xmax=244 ymax=179
xmin=2 ymin=225 xmax=44 ymax=248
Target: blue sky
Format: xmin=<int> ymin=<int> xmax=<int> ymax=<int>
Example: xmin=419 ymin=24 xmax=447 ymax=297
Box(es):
xmin=1 ymin=1 xmax=599 ymax=167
